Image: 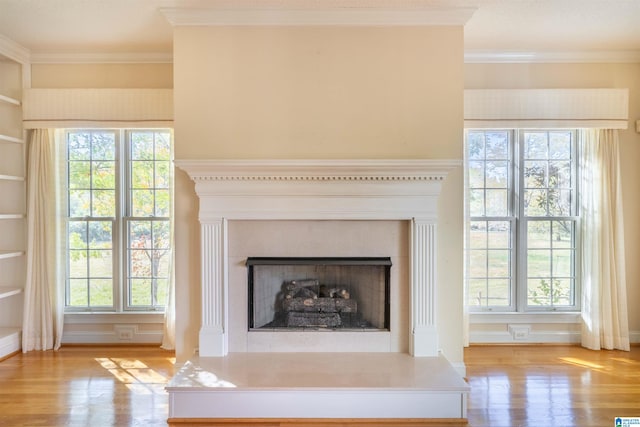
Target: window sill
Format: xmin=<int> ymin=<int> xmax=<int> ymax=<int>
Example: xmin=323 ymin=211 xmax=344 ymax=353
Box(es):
xmin=64 ymin=312 xmax=164 ymax=324
xmin=470 ymin=312 xmax=580 ymax=324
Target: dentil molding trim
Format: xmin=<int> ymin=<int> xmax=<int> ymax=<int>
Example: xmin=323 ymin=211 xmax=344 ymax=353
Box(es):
xmin=176 ymin=159 xmax=461 ymax=182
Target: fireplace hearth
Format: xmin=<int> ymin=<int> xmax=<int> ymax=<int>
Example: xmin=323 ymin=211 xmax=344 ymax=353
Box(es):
xmin=247 ymin=257 xmax=391 ymax=331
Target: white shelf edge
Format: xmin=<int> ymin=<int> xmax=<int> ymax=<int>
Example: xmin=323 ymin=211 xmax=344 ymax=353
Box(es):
xmin=0 ymin=134 xmax=24 ymax=144
xmin=0 ymin=214 xmax=25 ymax=220
xmin=0 ymin=175 xmax=24 ymax=181
xmin=0 ymin=250 xmax=24 ymax=260
xmin=0 ymin=94 xmax=20 ymax=106
xmin=0 ymin=286 xmax=22 ymax=300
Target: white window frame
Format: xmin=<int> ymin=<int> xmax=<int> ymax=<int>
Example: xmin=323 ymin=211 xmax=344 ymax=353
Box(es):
xmin=64 ymin=129 xmax=173 ymax=313
xmin=465 ymin=128 xmax=580 ymax=313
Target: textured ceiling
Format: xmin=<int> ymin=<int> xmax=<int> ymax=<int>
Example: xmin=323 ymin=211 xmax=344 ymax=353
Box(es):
xmin=0 ymin=0 xmax=638 ymax=56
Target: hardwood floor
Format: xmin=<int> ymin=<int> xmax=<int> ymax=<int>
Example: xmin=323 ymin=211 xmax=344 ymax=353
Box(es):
xmin=0 ymin=346 xmax=176 ymax=427
xmin=0 ymin=345 xmax=639 ymax=426
xmin=465 ymin=345 xmax=640 ymax=427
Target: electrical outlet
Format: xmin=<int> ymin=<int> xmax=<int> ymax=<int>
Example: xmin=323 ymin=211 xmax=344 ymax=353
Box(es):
xmin=114 ymin=325 xmax=137 ymax=341
xmin=508 ymin=325 xmax=530 ymax=340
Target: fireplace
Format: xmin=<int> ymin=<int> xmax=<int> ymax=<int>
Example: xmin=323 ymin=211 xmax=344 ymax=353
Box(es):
xmin=247 ymin=257 xmax=391 ymax=331
xmin=169 ymin=159 xmax=469 ymax=422
xmin=176 ymin=159 xmax=459 ymax=357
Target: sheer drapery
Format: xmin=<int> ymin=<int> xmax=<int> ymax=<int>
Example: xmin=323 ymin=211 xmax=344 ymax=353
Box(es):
xmin=161 ymin=136 xmax=176 ymax=350
xmin=22 ymin=129 xmax=64 ymax=352
xmin=580 ymin=129 xmax=629 ymax=351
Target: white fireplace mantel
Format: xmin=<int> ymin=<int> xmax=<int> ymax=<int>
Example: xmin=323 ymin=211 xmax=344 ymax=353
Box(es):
xmin=177 ymin=159 xmax=460 ymax=357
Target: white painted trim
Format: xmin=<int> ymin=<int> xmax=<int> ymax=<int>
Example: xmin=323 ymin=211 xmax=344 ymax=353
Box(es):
xmin=0 ymin=327 xmax=21 ymax=358
xmin=630 ymin=330 xmax=640 ymax=344
xmin=465 ymin=50 xmax=640 ymax=64
xmin=177 ymin=159 xmax=460 ymax=181
xmin=64 ymin=312 xmax=164 ymax=324
xmin=160 ymin=2 xmax=476 ymax=26
xmin=61 ymin=328 xmax=163 ymax=344
xmin=470 ymin=312 xmax=581 ymax=324
xmin=30 ymin=52 xmax=173 ymax=64
xmin=0 ymin=33 xmax=30 ymax=65
xmin=470 ymin=330 xmax=581 ymax=344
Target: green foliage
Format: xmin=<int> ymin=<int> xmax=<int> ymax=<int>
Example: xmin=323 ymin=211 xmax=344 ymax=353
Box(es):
xmin=66 ymin=130 xmax=172 ymax=309
xmin=528 ymin=278 xmax=564 ymax=306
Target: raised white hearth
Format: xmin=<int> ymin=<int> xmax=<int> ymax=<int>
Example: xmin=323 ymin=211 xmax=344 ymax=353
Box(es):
xmin=167 ymin=352 xmax=469 ymax=421
xmin=171 ymin=159 xmax=467 ymax=422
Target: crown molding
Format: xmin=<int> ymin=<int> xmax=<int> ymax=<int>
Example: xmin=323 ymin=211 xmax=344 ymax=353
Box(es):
xmin=30 ymin=52 xmax=173 ymax=64
xmin=160 ymin=3 xmax=477 ymax=26
xmin=465 ymin=50 xmax=640 ymax=64
xmin=0 ymin=33 xmax=30 ymax=64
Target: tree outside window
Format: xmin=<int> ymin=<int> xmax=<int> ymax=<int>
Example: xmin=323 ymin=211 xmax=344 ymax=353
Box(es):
xmin=66 ymin=130 xmax=172 ymax=311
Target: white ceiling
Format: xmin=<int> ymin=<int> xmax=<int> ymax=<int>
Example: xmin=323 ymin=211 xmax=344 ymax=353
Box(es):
xmin=0 ymin=0 xmax=639 ymax=61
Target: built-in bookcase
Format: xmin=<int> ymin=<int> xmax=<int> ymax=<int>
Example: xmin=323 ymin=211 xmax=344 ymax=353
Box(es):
xmin=0 ymin=51 xmax=27 ymax=359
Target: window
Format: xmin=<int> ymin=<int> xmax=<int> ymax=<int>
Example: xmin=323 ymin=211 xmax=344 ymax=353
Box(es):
xmin=66 ymin=129 xmax=173 ymax=312
xmin=465 ymin=129 xmax=579 ymax=312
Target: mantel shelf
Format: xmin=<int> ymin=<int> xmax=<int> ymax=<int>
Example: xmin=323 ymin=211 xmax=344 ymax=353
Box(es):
xmin=0 ymin=250 xmax=24 ymax=260
xmin=0 ymin=94 xmax=21 ymax=106
xmin=0 ymin=175 xmax=24 ymax=181
xmin=0 ymin=286 xmax=23 ymax=300
xmin=0 ymin=134 xmax=24 ymax=144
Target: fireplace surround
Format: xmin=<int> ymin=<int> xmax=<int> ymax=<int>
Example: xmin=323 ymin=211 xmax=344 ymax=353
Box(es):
xmin=176 ymin=159 xmax=460 ymax=357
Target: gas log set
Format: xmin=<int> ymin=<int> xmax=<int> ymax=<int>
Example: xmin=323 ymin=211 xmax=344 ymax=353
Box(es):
xmin=247 ymin=257 xmax=391 ymax=331
xmin=282 ymin=279 xmax=358 ymax=328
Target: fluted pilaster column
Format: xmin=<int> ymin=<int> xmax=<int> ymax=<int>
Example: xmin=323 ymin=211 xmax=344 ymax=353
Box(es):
xmin=410 ymin=218 xmax=439 ymax=356
xmin=199 ymin=219 xmax=228 ymax=357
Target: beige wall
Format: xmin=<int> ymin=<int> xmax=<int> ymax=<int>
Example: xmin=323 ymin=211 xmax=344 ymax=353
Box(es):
xmin=465 ymin=63 xmax=640 ymax=340
xmin=31 ymin=63 xmax=173 ymax=88
xmin=174 ymin=26 xmax=462 ymax=159
xmin=173 ymin=26 xmax=465 ymax=363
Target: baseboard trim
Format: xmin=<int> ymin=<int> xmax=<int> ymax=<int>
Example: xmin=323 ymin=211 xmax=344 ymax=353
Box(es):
xmin=472 ymin=330 xmax=640 ymax=345
xmin=61 ymin=329 xmax=163 ymax=345
xmin=470 ymin=330 xmax=581 ymax=344
xmin=168 ymin=418 xmax=467 ymax=426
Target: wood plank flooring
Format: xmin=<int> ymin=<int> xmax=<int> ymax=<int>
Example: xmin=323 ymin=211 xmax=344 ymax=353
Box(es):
xmin=0 ymin=345 xmax=638 ymax=426
xmin=0 ymin=346 xmax=176 ymax=427
xmin=465 ymin=345 xmax=640 ymax=427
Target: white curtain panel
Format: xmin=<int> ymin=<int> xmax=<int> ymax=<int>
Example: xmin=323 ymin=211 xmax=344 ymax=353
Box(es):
xmin=580 ymin=129 xmax=630 ymax=351
xmin=161 ymin=136 xmax=176 ymax=351
xmin=22 ymin=129 xmax=64 ymax=352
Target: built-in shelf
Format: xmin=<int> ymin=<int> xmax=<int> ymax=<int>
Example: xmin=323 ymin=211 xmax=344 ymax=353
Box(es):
xmin=0 ymin=174 xmax=24 ymax=181
xmin=0 ymin=287 xmax=22 ymax=300
xmin=0 ymin=45 xmax=26 ymax=360
xmin=0 ymin=214 xmax=25 ymax=220
xmin=0 ymin=250 xmax=24 ymax=260
xmin=0 ymin=134 xmax=24 ymax=144
xmin=0 ymin=94 xmax=20 ymax=106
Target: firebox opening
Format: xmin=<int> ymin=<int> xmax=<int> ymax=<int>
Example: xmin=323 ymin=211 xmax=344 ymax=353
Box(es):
xmin=247 ymin=257 xmax=391 ymax=331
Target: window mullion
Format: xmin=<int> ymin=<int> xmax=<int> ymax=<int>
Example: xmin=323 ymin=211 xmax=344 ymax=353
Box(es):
xmin=112 ymin=130 xmax=123 ymax=312
xmin=515 ymin=130 xmax=528 ymax=313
